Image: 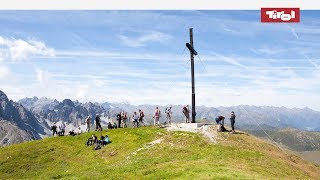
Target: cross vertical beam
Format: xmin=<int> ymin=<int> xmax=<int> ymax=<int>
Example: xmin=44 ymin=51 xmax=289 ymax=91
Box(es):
xmin=189 ymin=28 xmax=196 ymax=123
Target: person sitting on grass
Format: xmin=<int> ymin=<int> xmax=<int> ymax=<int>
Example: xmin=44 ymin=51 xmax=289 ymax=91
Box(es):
xmin=92 ymin=134 xmax=98 ymax=144
xmin=99 ymin=134 xmax=105 ymax=145
xmin=86 ymin=137 xmax=93 ymax=146
xmin=68 ymin=130 xmax=76 ymax=136
xmin=108 ymin=122 xmax=113 ymax=129
xmin=103 ymin=135 xmax=111 ymax=145
xmin=113 ymin=122 xmax=118 ymax=129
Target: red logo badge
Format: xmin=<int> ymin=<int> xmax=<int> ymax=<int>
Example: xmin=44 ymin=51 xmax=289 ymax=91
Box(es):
xmin=261 ymin=8 xmax=300 ymax=23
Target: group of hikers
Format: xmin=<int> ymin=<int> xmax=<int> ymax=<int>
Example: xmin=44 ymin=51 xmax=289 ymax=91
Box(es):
xmin=51 ymin=122 xmax=83 ymax=137
xmin=86 ymin=133 xmax=111 ymax=150
xmin=215 ymin=111 xmax=236 ymax=133
xmin=83 ymin=106 xmax=174 ymax=132
xmin=51 ymin=105 xmax=237 ymax=136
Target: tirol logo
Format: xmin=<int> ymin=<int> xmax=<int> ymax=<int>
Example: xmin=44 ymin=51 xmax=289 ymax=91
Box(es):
xmin=261 ymin=8 xmax=300 ymax=23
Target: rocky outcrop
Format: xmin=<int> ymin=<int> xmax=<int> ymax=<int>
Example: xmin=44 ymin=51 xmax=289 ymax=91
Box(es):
xmin=0 ymin=90 xmax=46 ymax=146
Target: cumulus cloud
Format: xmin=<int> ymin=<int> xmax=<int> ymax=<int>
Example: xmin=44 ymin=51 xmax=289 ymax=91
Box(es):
xmin=118 ymin=31 xmax=172 ymax=47
xmin=0 ymin=65 xmax=11 ymax=79
xmin=0 ymin=36 xmax=55 ymax=61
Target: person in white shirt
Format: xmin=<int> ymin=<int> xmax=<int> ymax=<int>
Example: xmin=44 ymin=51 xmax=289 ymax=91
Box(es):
xmin=132 ymin=112 xmax=139 ymax=128
xmin=77 ymin=127 xmax=82 ymax=135
xmin=165 ymin=106 xmax=172 ymax=124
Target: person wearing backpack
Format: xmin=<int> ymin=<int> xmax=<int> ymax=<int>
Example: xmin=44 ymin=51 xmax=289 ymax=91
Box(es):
xmin=95 ymin=114 xmax=102 ymax=131
xmin=121 ymin=112 xmax=128 ymax=128
xmin=103 ymin=135 xmax=111 ymax=145
xmin=153 ymin=107 xmax=161 ymax=126
xmin=230 ymin=111 xmax=236 ymax=133
xmin=165 ymin=106 xmax=172 ymax=124
xmin=138 ymin=109 xmax=146 ymax=127
xmin=51 ymin=122 xmax=58 ymax=136
xmin=182 ymin=105 xmax=190 ymax=123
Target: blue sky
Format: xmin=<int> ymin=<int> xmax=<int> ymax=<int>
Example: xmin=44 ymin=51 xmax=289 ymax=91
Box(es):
xmin=0 ymin=11 xmax=320 ymax=110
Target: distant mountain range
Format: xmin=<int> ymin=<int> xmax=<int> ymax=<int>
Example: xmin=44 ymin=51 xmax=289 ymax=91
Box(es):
xmin=243 ymin=128 xmax=320 ymax=152
xmin=19 ymin=96 xmax=106 ymax=127
xmin=1 ymin=89 xmax=320 ymax=146
xmin=106 ymin=103 xmax=320 ymax=132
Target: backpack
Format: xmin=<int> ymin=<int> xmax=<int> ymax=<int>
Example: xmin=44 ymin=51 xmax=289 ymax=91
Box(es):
xmin=215 ymin=117 xmax=220 ymax=124
xmin=182 ymin=107 xmax=187 ymax=113
xmin=141 ymin=112 xmax=144 ymax=118
xmin=155 ymin=110 xmax=159 ymax=117
xmin=51 ymin=125 xmax=57 ymax=131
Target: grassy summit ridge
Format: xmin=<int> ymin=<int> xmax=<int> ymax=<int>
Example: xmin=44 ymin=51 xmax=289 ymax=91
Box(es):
xmin=0 ymin=126 xmax=319 ymax=179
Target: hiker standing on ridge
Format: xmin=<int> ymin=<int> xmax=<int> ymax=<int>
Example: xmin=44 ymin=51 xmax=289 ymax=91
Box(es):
xmin=95 ymin=114 xmax=102 ymax=131
xmin=116 ymin=112 xmax=122 ymax=128
xmin=51 ymin=122 xmax=58 ymax=136
xmin=59 ymin=122 xmax=66 ymax=136
xmin=132 ymin=112 xmax=139 ymax=128
xmin=86 ymin=115 xmax=91 ymax=132
xmin=182 ymin=105 xmax=190 ymax=123
xmin=230 ymin=111 xmax=236 ymax=133
xmin=153 ymin=107 xmax=161 ymax=126
xmin=121 ymin=112 xmax=128 ymax=128
xmin=165 ymin=106 xmax=172 ymax=124
xmin=138 ymin=109 xmax=146 ymax=127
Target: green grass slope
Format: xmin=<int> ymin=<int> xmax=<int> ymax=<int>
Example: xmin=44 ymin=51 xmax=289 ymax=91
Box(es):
xmin=0 ymin=126 xmax=319 ymax=179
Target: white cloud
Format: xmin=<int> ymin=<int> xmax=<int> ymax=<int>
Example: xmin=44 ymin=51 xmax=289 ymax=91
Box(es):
xmin=209 ymin=53 xmax=246 ymax=68
xmin=0 ymin=36 xmax=55 ymax=61
xmin=118 ymin=31 xmax=172 ymax=47
xmin=36 ymin=69 xmax=51 ymax=84
xmin=251 ymin=48 xmax=286 ymax=55
xmin=76 ymin=85 xmax=90 ymax=100
xmin=0 ymin=65 xmax=11 ymax=79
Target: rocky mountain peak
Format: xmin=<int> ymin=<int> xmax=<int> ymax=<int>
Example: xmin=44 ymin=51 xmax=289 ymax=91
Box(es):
xmin=0 ymin=90 xmax=9 ymax=102
xmin=62 ymin=99 xmax=74 ymax=107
